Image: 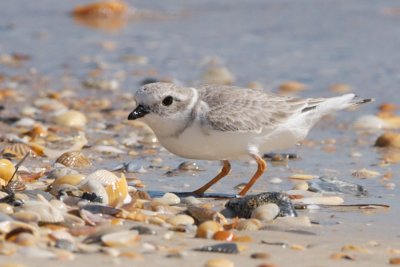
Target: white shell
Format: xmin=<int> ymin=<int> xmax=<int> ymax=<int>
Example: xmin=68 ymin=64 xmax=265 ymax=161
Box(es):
xmin=251 ymin=203 xmax=280 ymax=222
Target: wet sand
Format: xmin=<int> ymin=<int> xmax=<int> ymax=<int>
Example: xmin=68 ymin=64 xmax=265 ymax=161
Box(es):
xmin=0 ymin=1 xmax=400 ymax=266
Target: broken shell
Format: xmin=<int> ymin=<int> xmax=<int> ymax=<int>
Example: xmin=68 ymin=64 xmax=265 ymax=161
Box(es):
xmin=11 ymin=211 xmax=40 ymax=223
xmin=196 ymin=220 xmax=223 ymax=239
xmin=375 ymin=132 xmax=400 ymax=148
xmin=166 ymin=214 xmax=195 ymax=226
xmin=278 ymin=81 xmax=306 ymax=94
xmin=50 ymin=174 xmax=86 ymax=196
xmin=101 ymin=230 xmax=139 ymax=247
xmin=235 ymin=219 xmax=262 ymax=231
xmin=195 ymin=243 xmax=239 ymax=254
xmin=11 ymin=232 xmax=38 ymax=247
xmin=72 ymin=1 xmax=128 ymax=18
xmin=212 ymin=231 xmax=234 ymax=241
xmin=0 ymin=203 xmax=13 ymax=214
xmin=1 ymin=143 xmax=38 ymax=159
xmin=187 ymin=205 xmax=228 ymax=224
xmin=205 ymin=258 xmax=235 ymax=267
xmin=85 ymin=170 xmax=129 ymax=207
xmin=250 ymin=203 xmax=280 ymax=222
xmin=0 ymin=159 xmax=16 ymax=183
xmin=153 ymin=192 xmax=180 ymax=206
xmin=352 ymin=168 xmax=380 ymax=179
xmin=55 ymin=151 xmax=91 ymax=168
xmin=54 ymin=110 xmax=87 ymax=129
xmin=21 ymin=195 xmax=64 ymax=223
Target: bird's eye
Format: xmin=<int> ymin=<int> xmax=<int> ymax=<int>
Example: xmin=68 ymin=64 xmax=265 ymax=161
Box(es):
xmin=162 ymin=96 xmax=173 ymax=106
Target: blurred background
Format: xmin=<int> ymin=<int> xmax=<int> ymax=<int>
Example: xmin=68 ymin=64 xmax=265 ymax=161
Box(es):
xmin=1 ymin=0 xmax=400 ymax=105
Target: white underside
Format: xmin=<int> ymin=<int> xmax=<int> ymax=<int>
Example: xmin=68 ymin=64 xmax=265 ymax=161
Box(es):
xmin=142 ymin=93 xmax=355 ymax=161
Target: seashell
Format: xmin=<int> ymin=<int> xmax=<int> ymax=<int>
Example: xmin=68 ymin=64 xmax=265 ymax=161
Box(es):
xmin=202 ymin=65 xmax=235 ymax=85
xmin=79 ymin=209 xmax=109 ymax=226
xmin=18 ymin=247 xmax=56 ymax=259
xmin=308 ymin=177 xmax=367 ymax=196
xmin=375 ymin=132 xmax=400 ymax=148
xmin=0 ymin=203 xmax=13 ymax=214
xmin=55 ymin=151 xmax=91 ymax=168
xmin=0 ymin=159 xmax=16 ymax=183
xmin=13 ymin=117 xmax=36 ymax=128
xmin=0 ymin=221 xmax=39 ymax=239
xmin=10 ymin=232 xmax=37 ymax=247
xmin=130 ymin=226 xmax=156 ymax=235
xmin=251 ymin=203 xmax=280 ymax=222
xmin=72 ymin=1 xmax=128 ymax=18
xmin=85 ymin=170 xmax=130 ymax=207
xmin=353 ymin=115 xmax=388 ymax=130
xmin=54 ymin=110 xmax=87 ymax=129
xmin=225 ymin=192 xmax=297 ymax=218
xmin=205 ymin=258 xmax=235 ymax=267
xmin=1 ymin=143 xmax=37 ymax=159
xmin=278 ymin=81 xmax=306 ymax=94
xmin=21 ymin=195 xmax=64 ymax=223
xmin=101 ymin=230 xmax=139 ymax=247
xmin=187 ymin=205 xmax=228 ymax=224
xmin=46 ymin=165 xmax=79 ymax=179
xmin=196 ymin=220 xmax=223 ymax=239
xmin=291 ymin=196 xmax=344 ymax=205
xmin=351 ymin=168 xmax=380 ymax=179
xmin=292 ymin=181 xmax=309 ymax=191
xmin=153 ymin=192 xmax=180 ymax=206
xmin=11 ymin=211 xmax=40 ymax=223
xmin=289 ymin=174 xmax=317 ymax=180
xmin=78 ymin=179 xmax=109 ymax=204
xmin=93 ymin=145 xmax=125 ymax=154
xmin=235 ymin=218 xmax=262 ymax=231
xmin=166 ymin=214 xmax=195 ymax=226
xmin=194 ymin=243 xmax=239 ymax=254
xmin=81 ymin=204 xmax=121 ymax=216
xmin=329 ymin=83 xmax=352 ymax=94
xmin=212 ymin=230 xmax=234 ymax=241
xmin=49 ymin=174 xmax=86 ymax=196
xmin=62 ymin=213 xmax=86 ymax=228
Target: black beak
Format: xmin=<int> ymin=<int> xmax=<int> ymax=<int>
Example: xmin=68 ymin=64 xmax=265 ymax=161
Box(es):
xmin=128 ymin=104 xmax=150 ymax=120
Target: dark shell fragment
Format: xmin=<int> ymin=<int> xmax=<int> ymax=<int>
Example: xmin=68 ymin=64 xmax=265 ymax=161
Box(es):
xmin=194 ymin=243 xmax=239 ymax=254
xmin=225 ymin=192 xmax=297 ymax=218
xmin=308 ymin=177 xmax=367 ymax=196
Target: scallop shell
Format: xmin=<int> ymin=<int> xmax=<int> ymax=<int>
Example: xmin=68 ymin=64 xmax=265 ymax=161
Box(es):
xmin=85 ymin=170 xmax=129 ymax=207
xmin=55 ymin=151 xmax=91 ymax=168
xmin=1 ymin=143 xmax=38 ymax=159
xmin=0 ymin=159 xmax=16 ymax=183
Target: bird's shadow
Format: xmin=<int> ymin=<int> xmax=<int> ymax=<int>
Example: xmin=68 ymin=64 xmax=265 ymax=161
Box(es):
xmin=147 ymin=190 xmax=238 ymax=199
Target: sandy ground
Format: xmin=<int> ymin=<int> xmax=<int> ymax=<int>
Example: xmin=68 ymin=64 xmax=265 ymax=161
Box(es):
xmin=0 ymin=0 xmax=400 ymax=266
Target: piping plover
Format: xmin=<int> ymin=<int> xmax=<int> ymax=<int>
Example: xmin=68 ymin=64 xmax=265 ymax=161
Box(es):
xmin=128 ymin=82 xmax=372 ymax=196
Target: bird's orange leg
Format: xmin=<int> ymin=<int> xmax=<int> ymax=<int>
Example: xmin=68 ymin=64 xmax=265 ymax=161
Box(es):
xmin=238 ymin=154 xmax=267 ymax=196
xmin=192 ymin=160 xmax=231 ymax=195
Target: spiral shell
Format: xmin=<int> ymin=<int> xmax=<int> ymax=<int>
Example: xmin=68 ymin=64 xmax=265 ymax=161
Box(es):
xmin=55 ymin=151 xmax=91 ymax=168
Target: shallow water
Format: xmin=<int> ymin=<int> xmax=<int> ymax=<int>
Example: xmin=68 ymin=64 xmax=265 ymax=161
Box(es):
xmin=1 ymin=0 xmax=400 ymax=265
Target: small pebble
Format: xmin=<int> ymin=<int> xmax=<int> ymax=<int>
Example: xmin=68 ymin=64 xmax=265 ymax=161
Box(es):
xmin=250 ymin=252 xmax=270 ymax=259
xmin=205 ymin=258 xmax=234 ymax=267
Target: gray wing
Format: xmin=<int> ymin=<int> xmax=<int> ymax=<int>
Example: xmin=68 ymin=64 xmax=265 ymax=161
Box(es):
xmin=197 ymin=84 xmax=325 ymax=132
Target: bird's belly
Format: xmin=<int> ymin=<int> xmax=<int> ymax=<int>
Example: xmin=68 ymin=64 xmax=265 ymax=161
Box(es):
xmin=156 ymin=123 xmax=307 ymax=160
xmin=158 ymin=126 xmax=254 ymax=160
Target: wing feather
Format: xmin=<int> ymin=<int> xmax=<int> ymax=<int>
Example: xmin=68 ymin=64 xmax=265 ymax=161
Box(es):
xmin=197 ymin=85 xmax=325 ymax=132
